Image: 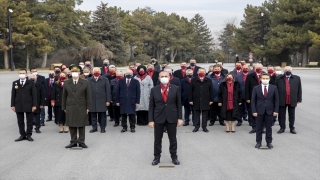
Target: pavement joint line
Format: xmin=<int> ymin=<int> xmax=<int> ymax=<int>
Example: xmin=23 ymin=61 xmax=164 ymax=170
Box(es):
xmin=159 ymin=165 xmax=175 ymax=168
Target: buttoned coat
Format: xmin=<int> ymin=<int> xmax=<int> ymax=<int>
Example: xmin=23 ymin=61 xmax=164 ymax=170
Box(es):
xmin=88 ymin=76 xmax=111 ymax=112
xmin=188 ymin=77 xmax=214 ymax=111
xmin=115 ymin=78 xmax=141 ymax=114
xmin=134 ymin=75 xmax=153 ymax=111
xmin=11 ymin=79 xmax=37 ymax=112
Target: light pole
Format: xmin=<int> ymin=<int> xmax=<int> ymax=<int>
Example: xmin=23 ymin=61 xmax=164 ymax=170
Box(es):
xmin=260 ymin=12 xmax=264 ymax=47
xmin=8 ymin=8 xmax=14 ymax=71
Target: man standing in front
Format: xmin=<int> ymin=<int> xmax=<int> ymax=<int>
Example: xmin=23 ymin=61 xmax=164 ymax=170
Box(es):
xmin=11 ymin=69 xmax=37 ymax=142
xmin=149 ymin=71 xmax=183 ymax=166
xmin=62 ymin=66 xmax=92 ymax=148
xmin=251 ymin=73 xmax=279 ymax=149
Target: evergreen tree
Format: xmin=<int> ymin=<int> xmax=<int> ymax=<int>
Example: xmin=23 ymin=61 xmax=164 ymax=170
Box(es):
xmin=190 ymin=14 xmax=213 ymax=53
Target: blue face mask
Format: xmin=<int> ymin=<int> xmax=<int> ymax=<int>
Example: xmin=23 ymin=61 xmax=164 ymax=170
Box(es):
xmin=126 ymin=74 xmax=132 ymax=79
xmin=285 ymin=71 xmax=291 ymax=76
xmin=151 ymin=60 xmax=155 ymax=63
xmin=104 ymin=63 xmax=108 ymax=67
xmin=55 ymin=70 xmax=60 ymax=74
xmin=187 ymin=75 xmax=193 ymax=78
xmin=49 ymin=74 xmax=54 ymax=78
xmin=190 ymin=63 xmax=195 ymax=66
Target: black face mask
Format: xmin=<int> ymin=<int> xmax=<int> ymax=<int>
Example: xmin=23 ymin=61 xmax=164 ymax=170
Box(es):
xmin=67 ymin=74 xmax=72 ymax=79
xmin=103 ymin=63 xmax=108 ymax=67
xmin=29 ymin=78 xmax=35 ymax=82
xmin=49 ymin=74 xmax=54 ymax=78
xmin=187 ymin=75 xmax=193 ymax=78
xmin=55 ymin=70 xmax=61 ymax=74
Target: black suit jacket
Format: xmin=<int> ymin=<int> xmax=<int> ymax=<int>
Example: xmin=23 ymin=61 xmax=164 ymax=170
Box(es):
xmin=275 ymin=75 xmax=302 ymax=107
xmin=173 ymin=69 xmax=185 ymax=80
xmin=37 ymin=75 xmax=47 ymax=96
xmin=34 ymin=82 xmax=45 ymax=113
xmin=149 ymin=85 xmax=182 ymax=124
xmin=11 ymin=80 xmax=37 ymax=112
xmin=188 ymin=77 xmax=214 ymax=111
xmin=251 ymin=84 xmax=279 ymax=115
xmin=51 ymin=82 xmax=64 ymax=106
xmin=245 ymin=73 xmax=261 ymax=101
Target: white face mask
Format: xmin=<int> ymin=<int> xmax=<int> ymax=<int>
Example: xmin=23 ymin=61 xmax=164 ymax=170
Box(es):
xmin=160 ymin=77 xmax=169 ymax=84
xmin=32 ymin=72 xmax=38 ymax=76
xmin=261 ymin=80 xmax=269 ymax=85
xmin=72 ymin=72 xmax=79 ymax=78
xmin=84 ymin=73 xmax=89 ymax=76
xmin=19 ymin=74 xmax=26 ymax=79
xmin=79 ymin=65 xmax=84 ymax=69
xmin=275 ymin=71 xmax=282 ymax=75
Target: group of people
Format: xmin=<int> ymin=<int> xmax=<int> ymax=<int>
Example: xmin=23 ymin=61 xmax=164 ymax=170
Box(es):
xmin=10 ymin=57 xmax=302 ymax=166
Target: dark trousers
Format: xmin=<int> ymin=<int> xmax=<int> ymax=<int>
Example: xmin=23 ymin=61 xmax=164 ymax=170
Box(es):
xmin=136 ymin=111 xmax=149 ymax=125
xmin=47 ymin=104 xmax=54 ymax=120
xmin=183 ymin=103 xmax=195 ymax=124
xmin=34 ymin=113 xmax=41 ymax=130
xmin=16 ymin=112 xmax=33 ymax=137
xmin=194 ymin=110 xmax=209 ymax=129
xmin=154 ymin=121 xmax=177 ymax=159
xmin=91 ymin=112 xmax=106 ymax=130
xmin=108 ymin=104 xmax=114 ymax=120
xmin=40 ymin=108 xmax=45 ymax=123
xmin=69 ymin=127 xmax=85 ymax=143
xmin=256 ymin=113 xmax=273 ymax=144
xmin=209 ymin=102 xmax=223 ymax=124
xmin=238 ymin=99 xmax=248 ymax=122
xmin=279 ymin=105 xmax=296 ymax=130
xmin=247 ymin=102 xmax=256 ymax=129
xmin=112 ymin=106 xmax=121 ymax=124
xmin=121 ymin=114 xmax=136 ymax=129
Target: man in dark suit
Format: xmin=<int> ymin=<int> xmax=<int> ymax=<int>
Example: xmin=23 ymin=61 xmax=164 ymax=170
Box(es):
xmin=187 ymin=59 xmax=201 ymax=78
xmin=235 ymin=64 xmax=250 ymax=126
xmin=100 ymin=59 xmax=110 ymax=76
xmin=11 ymin=69 xmax=37 ymax=142
xmin=251 ymin=73 xmax=279 ymax=149
xmin=103 ymin=65 xmax=116 ymax=122
xmin=147 ymin=64 xmax=160 ymax=86
xmin=149 ymin=71 xmax=183 ymax=166
xmin=181 ymin=69 xmax=195 ymax=126
xmin=115 ymin=69 xmax=140 ymax=133
xmin=275 ymin=66 xmax=302 ymax=134
xmin=45 ymin=71 xmax=55 ymax=122
xmin=157 ymin=67 xmax=181 ymax=90
xmin=149 ymin=57 xmax=161 ymax=72
xmin=173 ymin=62 xmax=187 ymax=80
xmin=217 ymin=62 xmax=229 ymax=75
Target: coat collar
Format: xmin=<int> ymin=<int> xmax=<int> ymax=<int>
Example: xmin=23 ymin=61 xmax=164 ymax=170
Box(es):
xmin=68 ymin=78 xmax=84 ymax=91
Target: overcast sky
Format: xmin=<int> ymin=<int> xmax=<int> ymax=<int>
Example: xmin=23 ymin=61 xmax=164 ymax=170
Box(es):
xmin=77 ymin=0 xmax=265 ymax=39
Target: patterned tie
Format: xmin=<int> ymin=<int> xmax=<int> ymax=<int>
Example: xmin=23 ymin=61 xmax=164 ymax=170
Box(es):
xmin=126 ymin=79 xmax=130 ymax=87
xmin=264 ymin=86 xmax=268 ymax=98
xmin=21 ymin=81 xmax=24 ymax=87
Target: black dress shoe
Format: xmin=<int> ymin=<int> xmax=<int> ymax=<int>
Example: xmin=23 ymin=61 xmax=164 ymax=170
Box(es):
xmin=41 ymin=123 xmax=45 ymax=126
xmin=15 ymin=136 xmax=27 ymax=142
xmin=192 ymin=128 xmax=199 ymax=132
xmin=46 ymin=119 xmax=52 ymax=122
xmin=236 ymin=122 xmax=242 ymax=126
xmin=131 ymin=129 xmax=135 ymax=133
xmin=89 ymin=129 xmax=98 ymax=133
xmin=113 ymin=123 xmax=119 ymax=127
xmin=183 ymin=122 xmax=189 ymax=126
xmin=203 ymin=128 xmax=209 ymax=133
xmin=79 ymin=143 xmax=88 ymax=148
xmin=249 ymin=129 xmax=256 ymax=134
xmin=249 ymin=123 xmax=252 ymax=126
xmin=209 ymin=122 xmax=214 ymax=126
xmin=277 ymin=129 xmax=285 ymax=134
xmin=267 ymin=143 xmax=273 ymax=148
xmin=243 ymin=118 xmax=248 ymax=121
xmin=101 ymin=130 xmax=106 ymax=133
xmin=255 ymin=143 xmax=261 ymax=149
xmin=36 ymin=130 xmax=41 ymax=133
xmin=219 ymin=122 xmax=225 ymax=126
xmin=121 ymin=129 xmax=127 ymax=133
xmin=109 ymin=119 xmax=114 ymax=122
xmin=152 ymin=158 xmax=160 ymax=166
xmin=27 ymin=136 xmax=34 ymax=141
xmin=290 ymin=129 xmax=297 ymax=134
xmin=172 ymin=159 xmax=180 ymax=165
xmin=65 ymin=143 xmax=77 ymax=148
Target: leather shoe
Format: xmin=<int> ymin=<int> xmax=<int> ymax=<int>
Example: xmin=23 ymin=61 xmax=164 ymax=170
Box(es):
xmin=243 ymin=118 xmax=248 ymax=121
xmin=113 ymin=123 xmax=119 ymax=127
xmin=121 ymin=129 xmax=127 ymax=133
xmin=36 ymin=130 xmax=41 ymax=133
xmin=109 ymin=119 xmax=114 ymax=122
xmin=277 ymin=129 xmax=285 ymax=134
xmin=192 ymin=128 xmax=199 ymax=132
xmin=219 ymin=122 xmax=225 ymax=126
xmin=79 ymin=143 xmax=88 ymax=148
xmin=183 ymin=122 xmax=189 ymax=126
xmin=249 ymin=129 xmax=256 ymax=134
xmin=65 ymin=143 xmax=77 ymax=148
xmin=131 ymin=129 xmax=135 ymax=133
xmin=203 ymin=128 xmax=209 ymax=133
xmin=152 ymin=158 xmax=160 ymax=166
xmin=267 ymin=143 xmax=273 ymax=148
xmin=27 ymin=136 xmax=34 ymax=141
xmin=255 ymin=143 xmax=261 ymax=148
xmin=290 ymin=129 xmax=297 ymax=134
xmin=209 ymin=122 xmax=214 ymax=126
xmin=15 ymin=136 xmax=27 ymax=142
xmin=90 ymin=129 xmax=98 ymax=133
xmin=101 ymin=130 xmax=106 ymax=133
xmin=172 ymin=158 xmax=180 ymax=165
xmin=236 ymin=122 xmax=242 ymax=126
xmin=41 ymin=123 xmax=45 ymax=126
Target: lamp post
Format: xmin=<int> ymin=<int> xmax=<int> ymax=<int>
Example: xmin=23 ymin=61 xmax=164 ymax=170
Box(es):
xmin=260 ymin=12 xmax=264 ymax=47
xmin=8 ymin=8 xmax=14 ymax=71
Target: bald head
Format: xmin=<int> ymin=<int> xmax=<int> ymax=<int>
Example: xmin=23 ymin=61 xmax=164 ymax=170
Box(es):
xmin=126 ymin=69 xmax=133 ymax=75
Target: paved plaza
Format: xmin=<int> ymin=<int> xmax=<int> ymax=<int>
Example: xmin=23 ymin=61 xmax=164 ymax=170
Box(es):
xmin=0 ymin=63 xmax=319 ymax=180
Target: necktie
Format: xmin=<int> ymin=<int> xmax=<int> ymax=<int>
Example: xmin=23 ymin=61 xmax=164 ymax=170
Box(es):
xmin=74 ymin=81 xmax=77 ymax=85
xmin=162 ymin=88 xmax=168 ymax=102
xmin=21 ymin=81 xmax=24 ymax=87
xmin=51 ymin=80 xmax=54 ymax=87
xmin=264 ymin=86 xmax=268 ymax=98
xmin=126 ymin=80 xmax=130 ymax=87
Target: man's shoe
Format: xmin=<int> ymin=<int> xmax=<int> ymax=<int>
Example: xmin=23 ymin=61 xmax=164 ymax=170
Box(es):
xmin=109 ymin=119 xmax=114 ymax=122
xmin=65 ymin=143 xmax=77 ymax=148
xmin=183 ymin=122 xmax=189 ymax=126
xmin=27 ymin=136 xmax=34 ymax=141
xmin=290 ymin=129 xmax=297 ymax=134
xmin=46 ymin=119 xmax=52 ymax=122
xmin=209 ymin=122 xmax=214 ymax=126
xmin=152 ymin=158 xmax=160 ymax=166
xmin=15 ymin=136 xmax=26 ymax=142
xmin=249 ymin=123 xmax=252 ymax=126
xmin=172 ymin=159 xmax=180 ymax=165
xmin=113 ymin=123 xmax=119 ymax=127
xmin=255 ymin=143 xmax=261 ymax=149
xmin=192 ymin=128 xmax=199 ymax=132
xmin=249 ymin=129 xmax=256 ymax=134
xmin=41 ymin=123 xmax=45 ymax=126
xmin=89 ymin=129 xmax=98 ymax=133
xmin=131 ymin=129 xmax=135 ymax=133
xmin=101 ymin=130 xmax=106 ymax=133
xmin=203 ymin=128 xmax=209 ymax=133
xmin=243 ymin=118 xmax=248 ymax=121
xmin=267 ymin=143 xmax=273 ymax=148
xmin=79 ymin=143 xmax=88 ymax=148
xmin=236 ymin=122 xmax=242 ymax=126
xmin=36 ymin=130 xmax=41 ymax=133
xmin=219 ymin=122 xmax=225 ymax=126
xmin=277 ymin=129 xmax=285 ymax=134
xmin=121 ymin=129 xmax=127 ymax=133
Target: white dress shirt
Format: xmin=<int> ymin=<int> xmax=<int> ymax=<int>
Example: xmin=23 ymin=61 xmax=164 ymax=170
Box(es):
xmin=262 ymin=84 xmax=269 ymax=96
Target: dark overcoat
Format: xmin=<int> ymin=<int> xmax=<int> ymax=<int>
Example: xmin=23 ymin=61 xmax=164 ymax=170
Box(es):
xmin=51 ymin=82 xmax=63 ymax=106
xmin=275 ymin=74 xmax=302 ymax=107
xmin=218 ymin=81 xmax=242 ymax=120
xmin=115 ymin=78 xmax=140 ymax=114
xmin=181 ymin=78 xmax=191 ymax=106
xmin=88 ymin=76 xmax=111 ymax=112
xmin=11 ymin=79 xmax=37 ymax=112
xmin=188 ymin=77 xmax=214 ymax=111
xmin=34 ymin=82 xmax=45 ymax=113
xmin=45 ymin=78 xmax=55 ymax=106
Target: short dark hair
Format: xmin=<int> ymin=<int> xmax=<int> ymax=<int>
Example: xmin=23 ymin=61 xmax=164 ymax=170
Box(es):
xmin=29 ymin=67 xmax=37 ymax=71
xmin=261 ymin=73 xmax=270 ymax=78
xmin=19 ymin=68 xmax=27 ymax=73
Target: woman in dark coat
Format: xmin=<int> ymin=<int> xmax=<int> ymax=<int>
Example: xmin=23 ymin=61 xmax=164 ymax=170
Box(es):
xmin=51 ymin=72 xmax=68 ymax=133
xmin=218 ymin=73 xmax=242 ymax=133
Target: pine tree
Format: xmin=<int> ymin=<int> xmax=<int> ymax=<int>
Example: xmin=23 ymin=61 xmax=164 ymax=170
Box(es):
xmin=190 ymin=14 xmax=213 ymax=53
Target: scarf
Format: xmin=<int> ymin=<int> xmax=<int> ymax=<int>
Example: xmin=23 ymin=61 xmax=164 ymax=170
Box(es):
xmin=169 ymin=75 xmax=174 ymax=82
xmin=187 ymin=77 xmax=192 ymax=83
xmin=256 ymin=74 xmax=261 ymax=84
xmin=227 ymin=82 xmax=234 ymax=110
xmin=285 ymin=77 xmax=291 ymax=105
xmin=160 ymin=82 xmax=170 ymax=103
xmin=136 ymin=73 xmax=148 ymax=81
xmin=148 ymin=70 xmax=154 ymax=79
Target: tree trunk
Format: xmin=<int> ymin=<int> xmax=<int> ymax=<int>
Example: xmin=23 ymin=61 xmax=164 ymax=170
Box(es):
xmin=301 ymin=46 xmax=309 ymax=66
xmin=4 ymin=49 xmax=9 ymax=69
xmin=26 ymin=49 xmax=30 ymax=70
xmin=172 ymin=49 xmax=178 ymax=62
xmin=41 ymin=52 xmax=48 ymax=68
xmin=90 ymin=57 xmax=94 ymax=67
xmin=170 ymin=51 xmax=174 ymax=62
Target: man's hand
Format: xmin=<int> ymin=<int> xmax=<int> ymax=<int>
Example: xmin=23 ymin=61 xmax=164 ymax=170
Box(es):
xmin=32 ymin=106 xmax=36 ymax=112
xmin=11 ymin=106 xmax=15 ymax=112
xmin=116 ymin=103 xmax=120 ymax=106
xmin=136 ymin=104 xmax=139 ymax=108
xmin=106 ymin=102 xmax=110 ymax=107
xmin=40 ymin=106 xmax=44 ymax=109
xmin=273 ymin=112 xmax=278 ymax=116
xmin=64 ymin=110 xmax=66 ymax=113
xmin=177 ymin=119 xmax=183 ymax=127
xmin=218 ymin=103 xmax=222 ymax=106
xmin=51 ymin=103 xmax=55 ymax=107
xmin=253 ymin=113 xmax=258 ymax=117
xmin=149 ymin=121 xmax=154 ymax=128
xmin=189 ymin=102 xmax=193 ymax=105
xmin=239 ymin=103 xmax=242 ymax=105
xmin=297 ymin=102 xmax=301 ymax=104
xmin=86 ymin=109 xmax=89 ymax=114
xmin=209 ymin=102 xmax=213 ymax=105
xmin=246 ymin=100 xmax=250 ymax=103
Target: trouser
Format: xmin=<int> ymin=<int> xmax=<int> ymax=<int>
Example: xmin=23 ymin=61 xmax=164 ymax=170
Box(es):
xmin=16 ymin=112 xmax=33 ymax=137
xmin=47 ymin=104 xmax=54 ymax=120
xmin=209 ymin=103 xmax=222 ymax=124
xmin=154 ymin=120 xmax=177 ymax=159
xmin=183 ymin=103 xmax=195 ymax=124
xmin=34 ymin=113 xmax=41 ymax=130
xmin=108 ymin=103 xmax=114 ymax=120
xmin=121 ymin=114 xmax=136 ymax=129
xmin=91 ymin=112 xmax=106 ymax=130
xmin=247 ymin=102 xmax=256 ymax=129
xmin=279 ymin=105 xmax=296 ymax=130
xmin=136 ymin=111 xmax=149 ymax=125
xmin=40 ymin=108 xmax=45 ymax=123
xmin=256 ymin=113 xmax=273 ymax=144
xmin=194 ymin=110 xmax=209 ymax=129
xmin=238 ymin=99 xmax=248 ymax=122
xmin=112 ymin=106 xmax=121 ymax=124
xmin=69 ymin=127 xmax=85 ymax=144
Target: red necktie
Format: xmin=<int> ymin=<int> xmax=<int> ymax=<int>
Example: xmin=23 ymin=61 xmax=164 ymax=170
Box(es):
xmin=264 ymin=86 xmax=268 ymax=98
xmin=162 ymin=88 xmax=168 ymax=102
